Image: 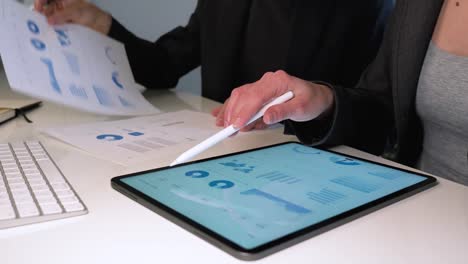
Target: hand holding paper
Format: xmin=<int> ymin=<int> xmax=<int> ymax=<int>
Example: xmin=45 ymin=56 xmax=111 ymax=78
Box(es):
xmin=0 ymin=0 xmax=159 ymax=116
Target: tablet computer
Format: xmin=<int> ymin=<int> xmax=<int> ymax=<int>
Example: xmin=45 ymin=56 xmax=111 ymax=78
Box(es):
xmin=111 ymin=142 xmax=436 ymax=261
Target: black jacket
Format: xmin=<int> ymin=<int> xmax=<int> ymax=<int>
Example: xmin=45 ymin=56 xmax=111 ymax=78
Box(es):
xmin=289 ymin=0 xmax=445 ymax=166
xmin=109 ymin=0 xmax=393 ymax=102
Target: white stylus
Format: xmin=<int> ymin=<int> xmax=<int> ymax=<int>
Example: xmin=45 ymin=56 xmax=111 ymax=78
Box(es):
xmin=170 ymin=91 xmax=294 ymax=166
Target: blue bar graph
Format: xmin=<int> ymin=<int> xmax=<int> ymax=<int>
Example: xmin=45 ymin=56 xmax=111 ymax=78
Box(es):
xmin=63 ymin=51 xmax=80 ymax=76
xmin=69 ymin=84 xmax=87 ymax=99
xmin=40 ymin=58 xmax=61 ymax=94
xmin=93 ymin=85 xmax=113 ymax=106
xmin=307 ymin=189 xmax=346 ymax=205
xmin=331 ymin=176 xmax=380 ymax=193
xmin=241 ymin=189 xmax=311 ymax=215
xmin=256 ymin=171 xmax=302 ymax=185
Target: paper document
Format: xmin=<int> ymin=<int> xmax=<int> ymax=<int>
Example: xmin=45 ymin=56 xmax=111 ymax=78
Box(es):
xmin=43 ymin=111 xmax=220 ymax=165
xmin=0 ymin=0 xmax=159 ymax=116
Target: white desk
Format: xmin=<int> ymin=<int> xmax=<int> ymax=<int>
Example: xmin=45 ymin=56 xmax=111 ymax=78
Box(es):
xmin=1 ymin=70 xmax=467 ymax=264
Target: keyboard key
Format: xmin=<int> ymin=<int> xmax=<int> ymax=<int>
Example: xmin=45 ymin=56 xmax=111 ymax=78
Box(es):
xmin=10 ymin=183 xmax=28 ymax=192
xmin=0 ymin=206 xmax=16 ymax=220
xmin=51 ymin=183 xmax=71 ymax=191
xmin=32 ymin=189 xmax=53 ymax=197
xmin=6 ymin=177 xmax=25 ymax=185
xmin=36 ymin=195 xmax=57 ymax=205
xmin=31 ymin=184 xmax=50 ymax=192
xmin=59 ymin=196 xmax=78 ymax=204
xmin=40 ymin=203 xmax=62 ymax=215
xmin=28 ymin=179 xmax=46 ymax=187
xmin=55 ymin=190 xmax=74 ymax=198
xmin=36 ymin=160 xmax=62 ymax=181
xmin=12 ymin=194 xmax=34 ymax=205
xmin=63 ymin=202 xmax=84 ymax=212
xmin=17 ymin=204 xmax=39 ymax=218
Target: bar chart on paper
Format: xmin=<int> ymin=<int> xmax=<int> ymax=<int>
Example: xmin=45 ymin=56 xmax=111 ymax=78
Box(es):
xmin=0 ymin=0 xmax=159 ymax=116
xmin=42 ymin=111 xmax=219 ymax=165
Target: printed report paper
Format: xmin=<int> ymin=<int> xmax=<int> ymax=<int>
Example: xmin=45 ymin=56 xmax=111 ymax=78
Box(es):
xmin=0 ymin=0 xmax=159 ymax=116
xmin=43 ymin=111 xmax=220 ymax=165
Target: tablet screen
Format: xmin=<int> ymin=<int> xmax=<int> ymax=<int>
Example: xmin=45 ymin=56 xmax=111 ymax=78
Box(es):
xmin=118 ymin=143 xmax=430 ymax=250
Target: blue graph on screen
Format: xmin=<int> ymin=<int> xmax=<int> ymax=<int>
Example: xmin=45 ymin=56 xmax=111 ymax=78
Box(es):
xmin=307 ymin=189 xmax=347 ymax=205
xmin=220 ymin=160 xmax=255 ymax=174
xmin=255 ymin=171 xmax=302 ymax=185
xmin=368 ymin=171 xmax=400 ymax=180
xmin=330 ymin=156 xmax=361 ymax=166
xmin=209 ymin=180 xmax=235 ymax=189
xmin=185 ymin=170 xmax=209 ymax=178
xmin=331 ymin=176 xmax=380 ymax=193
xmin=240 ymin=189 xmax=311 ymax=215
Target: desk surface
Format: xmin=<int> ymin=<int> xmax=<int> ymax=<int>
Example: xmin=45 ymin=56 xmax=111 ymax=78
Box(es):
xmin=1 ymin=70 xmax=467 ymax=264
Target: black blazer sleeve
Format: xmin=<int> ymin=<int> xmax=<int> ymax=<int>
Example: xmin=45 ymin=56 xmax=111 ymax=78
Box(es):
xmin=287 ymin=3 xmax=398 ymax=155
xmin=108 ymin=1 xmax=203 ymax=89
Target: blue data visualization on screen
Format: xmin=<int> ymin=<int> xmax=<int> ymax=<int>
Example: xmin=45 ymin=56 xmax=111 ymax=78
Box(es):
xmin=121 ymin=143 xmax=425 ymax=249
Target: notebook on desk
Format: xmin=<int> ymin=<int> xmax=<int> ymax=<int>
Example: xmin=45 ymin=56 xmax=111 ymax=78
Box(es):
xmin=0 ymin=99 xmax=41 ymax=125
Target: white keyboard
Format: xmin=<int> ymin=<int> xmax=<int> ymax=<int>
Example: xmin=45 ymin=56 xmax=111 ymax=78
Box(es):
xmin=0 ymin=141 xmax=87 ymax=229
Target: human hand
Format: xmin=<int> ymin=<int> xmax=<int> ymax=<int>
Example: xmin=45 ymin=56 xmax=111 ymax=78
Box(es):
xmin=34 ymin=0 xmax=112 ymax=35
xmin=211 ymin=99 xmax=267 ymax=131
xmin=223 ymin=70 xmax=334 ymax=131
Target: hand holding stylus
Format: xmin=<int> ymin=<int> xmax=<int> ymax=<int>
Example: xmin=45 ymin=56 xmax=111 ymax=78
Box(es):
xmin=170 ymin=91 xmax=295 ymax=166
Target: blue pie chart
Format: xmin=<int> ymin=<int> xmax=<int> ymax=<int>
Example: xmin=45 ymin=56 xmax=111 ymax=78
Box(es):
xmin=96 ymin=134 xmax=124 ymax=141
xmin=209 ymin=180 xmax=234 ymax=189
xmin=185 ymin=170 xmax=209 ymax=178
xmin=330 ymin=156 xmax=360 ymax=166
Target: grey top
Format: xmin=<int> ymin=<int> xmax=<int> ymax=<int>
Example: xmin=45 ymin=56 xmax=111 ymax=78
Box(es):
xmin=416 ymin=42 xmax=468 ymax=186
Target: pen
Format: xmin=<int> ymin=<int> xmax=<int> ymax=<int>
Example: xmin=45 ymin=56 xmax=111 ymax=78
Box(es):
xmin=170 ymin=91 xmax=294 ymax=166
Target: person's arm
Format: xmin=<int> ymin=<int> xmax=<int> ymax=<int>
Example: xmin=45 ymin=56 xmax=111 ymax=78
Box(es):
xmin=35 ymin=0 xmax=203 ymax=89
xmin=286 ymin=2 xmax=398 ymax=155
xmin=107 ymin=2 xmax=203 ymax=89
xmin=222 ymin=3 xmax=399 ymax=155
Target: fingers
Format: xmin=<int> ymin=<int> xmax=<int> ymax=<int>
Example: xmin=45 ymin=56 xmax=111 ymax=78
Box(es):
xmin=212 ymin=105 xmax=226 ymax=127
xmin=34 ymin=0 xmax=49 ymax=12
xmin=42 ymin=1 xmax=111 ymax=34
xmin=35 ymin=0 xmax=71 ymax=14
xmin=211 ymin=106 xmax=221 ymax=117
xmin=47 ymin=2 xmax=85 ymax=25
xmin=239 ymin=119 xmax=267 ymax=132
xmin=223 ymin=70 xmax=335 ymax=130
xmin=224 ymin=70 xmax=291 ymax=129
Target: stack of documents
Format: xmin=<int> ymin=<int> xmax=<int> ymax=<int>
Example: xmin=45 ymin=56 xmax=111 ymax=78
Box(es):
xmin=0 ymin=0 xmax=159 ymax=116
xmin=43 ymin=110 xmax=219 ymax=165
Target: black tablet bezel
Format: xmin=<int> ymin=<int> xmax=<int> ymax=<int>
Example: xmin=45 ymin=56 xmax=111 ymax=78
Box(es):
xmin=111 ymin=142 xmax=437 ymax=261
